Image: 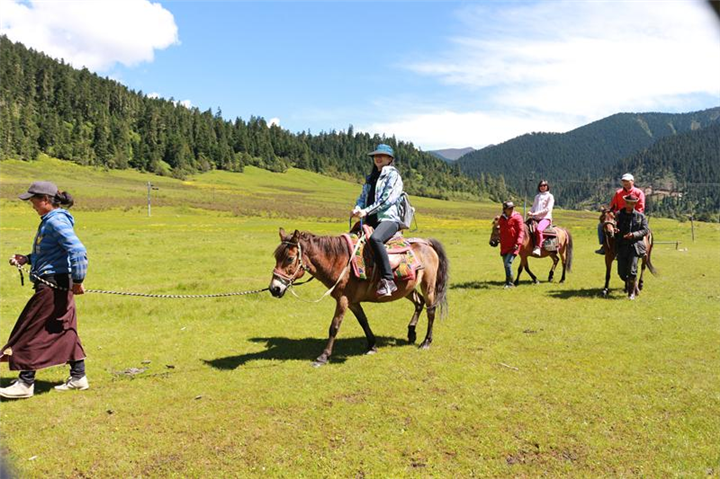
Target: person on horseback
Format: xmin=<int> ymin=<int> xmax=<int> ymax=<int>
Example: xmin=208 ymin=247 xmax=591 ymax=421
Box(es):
xmin=615 ymin=194 xmax=650 ymax=300
xmin=527 ymin=180 xmax=554 ymax=257
xmin=497 ymin=201 xmax=525 ymax=289
xmin=596 ymin=173 xmax=645 ymax=254
xmin=351 ymin=144 xmax=404 ymax=297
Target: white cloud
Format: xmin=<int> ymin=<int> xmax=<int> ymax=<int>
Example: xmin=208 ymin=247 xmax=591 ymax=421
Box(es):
xmin=0 ymin=0 xmax=179 ymax=71
xmin=176 ymin=99 xmax=192 ymax=109
xmin=268 ymin=117 xmax=281 ymax=127
xmin=147 ymin=92 xmax=161 ymax=99
xmin=395 ymin=0 xmax=720 ymax=148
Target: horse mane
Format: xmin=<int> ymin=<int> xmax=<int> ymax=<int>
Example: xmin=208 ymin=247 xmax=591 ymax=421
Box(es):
xmin=274 ymin=231 xmax=348 ymax=260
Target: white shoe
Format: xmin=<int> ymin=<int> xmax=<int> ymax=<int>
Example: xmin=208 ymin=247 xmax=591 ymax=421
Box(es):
xmin=0 ymin=380 xmax=34 ymax=399
xmin=54 ymin=376 xmax=89 ymax=391
xmin=532 ymin=247 xmax=542 ymax=257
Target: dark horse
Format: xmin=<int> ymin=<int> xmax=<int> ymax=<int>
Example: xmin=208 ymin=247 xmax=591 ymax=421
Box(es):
xmin=269 ymin=228 xmax=450 ymax=367
xmin=599 ymin=208 xmax=657 ymax=297
xmin=489 ymin=217 xmax=573 ymax=284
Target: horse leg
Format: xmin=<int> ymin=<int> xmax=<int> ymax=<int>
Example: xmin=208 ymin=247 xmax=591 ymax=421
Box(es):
xmin=602 ymin=256 xmax=612 ymax=298
xmin=419 ymin=305 xmax=435 ymax=350
xmin=405 ymin=290 xmax=424 ymax=344
xmin=639 ymin=256 xmax=647 ymax=291
xmin=313 ymin=297 xmax=349 ymax=367
xmin=548 ymin=253 xmax=559 ymax=282
xmin=514 ymin=259 xmax=524 ymax=285
xmin=348 ymin=303 xmax=377 ymax=355
xmin=523 ymin=256 xmax=539 ymax=284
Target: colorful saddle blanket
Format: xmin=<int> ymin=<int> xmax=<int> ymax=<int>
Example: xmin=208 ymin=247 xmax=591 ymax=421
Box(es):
xmin=342 ymin=225 xmax=423 ymax=281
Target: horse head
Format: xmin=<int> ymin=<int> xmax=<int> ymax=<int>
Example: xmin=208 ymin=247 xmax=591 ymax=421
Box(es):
xmin=489 ymin=216 xmax=501 ymax=247
xmin=600 ymin=209 xmax=617 ymax=238
xmin=269 ymin=227 xmax=308 ymax=298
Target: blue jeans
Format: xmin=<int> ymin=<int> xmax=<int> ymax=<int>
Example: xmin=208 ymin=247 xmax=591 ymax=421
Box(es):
xmin=598 ymin=223 xmax=605 ymax=245
xmin=502 ymin=254 xmax=516 ymax=283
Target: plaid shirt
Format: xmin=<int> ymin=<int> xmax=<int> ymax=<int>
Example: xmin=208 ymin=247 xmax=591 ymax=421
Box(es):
xmin=27 ymin=209 xmax=88 ymax=283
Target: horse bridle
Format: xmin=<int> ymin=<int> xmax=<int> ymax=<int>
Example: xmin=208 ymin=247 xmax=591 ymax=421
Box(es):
xmin=602 ymin=214 xmax=617 ymax=237
xmin=272 ymin=240 xmax=311 ymax=286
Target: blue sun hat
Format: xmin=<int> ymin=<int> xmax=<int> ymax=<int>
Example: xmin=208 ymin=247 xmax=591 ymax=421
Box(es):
xmin=368 ymin=144 xmax=394 ymax=159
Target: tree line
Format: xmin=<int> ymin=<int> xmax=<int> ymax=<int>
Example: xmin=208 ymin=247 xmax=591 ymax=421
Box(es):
xmin=0 ymin=36 xmax=511 ymax=202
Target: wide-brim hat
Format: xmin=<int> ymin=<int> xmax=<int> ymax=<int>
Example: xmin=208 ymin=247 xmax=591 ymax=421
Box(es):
xmin=18 ymin=181 xmax=58 ymax=200
xmin=502 ymin=201 xmax=515 ymax=209
xmin=368 ymin=144 xmax=394 ymax=159
xmin=623 ymin=194 xmax=639 ymax=203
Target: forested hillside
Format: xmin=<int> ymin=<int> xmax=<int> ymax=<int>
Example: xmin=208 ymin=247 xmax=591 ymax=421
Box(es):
xmin=612 ymin=123 xmax=720 ymax=221
xmin=456 ymin=108 xmax=720 ymax=209
xmin=0 ymin=36 xmax=509 ymax=201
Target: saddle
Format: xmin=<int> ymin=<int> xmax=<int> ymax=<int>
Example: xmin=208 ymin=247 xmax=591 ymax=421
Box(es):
xmin=527 ymin=218 xmax=559 ymax=251
xmin=342 ymin=224 xmax=423 ymax=281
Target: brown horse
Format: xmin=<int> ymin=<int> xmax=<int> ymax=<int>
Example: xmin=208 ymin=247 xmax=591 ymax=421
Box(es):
xmin=599 ymin=209 xmax=657 ymax=298
xmin=269 ymin=228 xmax=450 ymax=367
xmin=489 ymin=217 xmax=573 ymax=284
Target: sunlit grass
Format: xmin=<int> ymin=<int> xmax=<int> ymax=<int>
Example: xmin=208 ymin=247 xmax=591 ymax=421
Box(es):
xmin=1 ymin=157 xmax=719 ymax=478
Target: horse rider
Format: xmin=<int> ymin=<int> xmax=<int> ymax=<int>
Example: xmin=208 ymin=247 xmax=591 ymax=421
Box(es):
xmin=351 ymin=144 xmax=405 ymax=297
xmin=1 ymin=181 xmax=89 ymax=399
xmin=527 ymin=180 xmax=554 ymax=257
xmin=498 ymin=201 xmax=525 ymax=289
xmin=596 ymin=173 xmax=645 ymax=254
xmin=615 ymin=194 xmax=650 ymax=300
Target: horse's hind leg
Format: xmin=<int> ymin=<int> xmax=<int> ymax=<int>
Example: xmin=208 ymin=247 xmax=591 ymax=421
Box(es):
xmin=639 ymin=257 xmax=647 ymax=292
xmin=419 ymin=305 xmax=435 ymax=350
xmin=548 ymin=253 xmax=559 ymax=282
xmin=405 ymin=290 xmax=424 ymax=344
xmin=348 ymin=303 xmax=377 ymax=355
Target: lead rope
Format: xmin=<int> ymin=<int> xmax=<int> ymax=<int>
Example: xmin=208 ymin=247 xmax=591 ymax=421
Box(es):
xmin=288 ymin=232 xmax=365 ymax=304
xmin=13 ymin=264 xmax=269 ymax=298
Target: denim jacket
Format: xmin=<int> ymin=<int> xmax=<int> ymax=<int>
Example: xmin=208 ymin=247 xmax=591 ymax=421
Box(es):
xmin=27 ymin=209 xmax=88 ymax=283
xmin=355 ymin=165 xmax=404 ymax=223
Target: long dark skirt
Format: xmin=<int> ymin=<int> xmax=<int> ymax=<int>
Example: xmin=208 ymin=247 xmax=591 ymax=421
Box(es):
xmin=1 ymin=279 xmax=86 ymax=371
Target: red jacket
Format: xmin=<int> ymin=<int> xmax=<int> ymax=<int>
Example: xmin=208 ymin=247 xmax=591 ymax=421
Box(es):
xmin=499 ymin=212 xmax=525 ymax=255
xmin=609 ymin=186 xmax=645 ymax=213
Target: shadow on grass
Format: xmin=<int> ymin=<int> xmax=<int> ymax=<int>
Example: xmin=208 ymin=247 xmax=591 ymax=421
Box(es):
xmin=204 ymin=335 xmax=407 ymax=370
xmin=547 ymin=287 xmax=626 ymax=300
xmin=0 ymin=378 xmax=58 ymax=397
xmin=450 ymin=280 xmax=506 ymax=290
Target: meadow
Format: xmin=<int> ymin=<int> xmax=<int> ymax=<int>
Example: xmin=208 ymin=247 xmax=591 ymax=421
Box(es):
xmin=1 ymin=156 xmax=719 ymax=478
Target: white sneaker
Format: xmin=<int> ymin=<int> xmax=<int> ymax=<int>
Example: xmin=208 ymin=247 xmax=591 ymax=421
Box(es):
xmin=54 ymin=376 xmax=89 ymax=391
xmin=532 ymin=247 xmax=542 ymax=257
xmin=0 ymin=380 xmax=34 ymax=399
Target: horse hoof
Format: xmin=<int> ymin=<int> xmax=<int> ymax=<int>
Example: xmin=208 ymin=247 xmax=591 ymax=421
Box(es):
xmin=312 ymin=356 xmax=328 ymax=368
xmin=365 ymin=347 xmax=377 ymax=355
xmin=534 ymin=279 xmax=540 ymax=284
xmin=559 ymin=279 xmax=565 ymax=284
xmin=407 ymin=333 xmax=417 ymax=344
xmin=601 ymin=289 xmax=608 ymax=298
xmin=418 ymin=341 xmax=431 ymax=350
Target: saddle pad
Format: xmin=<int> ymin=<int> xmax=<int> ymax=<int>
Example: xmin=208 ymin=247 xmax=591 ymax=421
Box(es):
xmin=543 ymin=236 xmax=559 ymax=252
xmin=342 ymin=231 xmax=421 ymax=281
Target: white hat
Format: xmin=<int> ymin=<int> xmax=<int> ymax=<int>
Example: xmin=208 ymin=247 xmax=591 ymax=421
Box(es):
xmin=621 ymin=173 xmax=634 ymax=182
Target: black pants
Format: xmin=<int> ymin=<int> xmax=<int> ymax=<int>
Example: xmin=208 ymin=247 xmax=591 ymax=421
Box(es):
xmin=367 ymin=220 xmax=400 ymax=281
xmin=19 ymin=360 xmax=85 ymax=385
xmin=617 ymin=250 xmax=640 ymax=281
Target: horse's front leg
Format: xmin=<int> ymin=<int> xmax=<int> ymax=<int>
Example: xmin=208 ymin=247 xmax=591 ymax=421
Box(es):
xmin=602 ymin=256 xmax=612 ymax=297
xmin=313 ymin=297 xmax=349 ymax=367
xmin=348 ymin=303 xmax=377 ymax=354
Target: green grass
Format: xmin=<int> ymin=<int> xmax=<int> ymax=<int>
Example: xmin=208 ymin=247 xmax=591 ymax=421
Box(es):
xmin=1 ymin=157 xmax=719 ymax=478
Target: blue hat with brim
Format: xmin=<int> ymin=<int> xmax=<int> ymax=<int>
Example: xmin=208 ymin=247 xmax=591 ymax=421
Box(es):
xmin=368 ymin=144 xmax=394 ymax=159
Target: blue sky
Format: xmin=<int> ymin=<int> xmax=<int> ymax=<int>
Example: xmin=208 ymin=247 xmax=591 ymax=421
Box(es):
xmin=2 ymin=0 xmax=719 ymax=150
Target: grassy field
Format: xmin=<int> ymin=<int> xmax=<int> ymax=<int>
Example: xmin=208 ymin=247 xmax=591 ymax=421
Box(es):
xmin=1 ymin=156 xmax=719 ymax=478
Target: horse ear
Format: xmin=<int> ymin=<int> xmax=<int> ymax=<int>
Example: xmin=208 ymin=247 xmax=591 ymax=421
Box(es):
xmin=292 ymin=229 xmax=300 ymax=240
xmin=279 ymin=227 xmax=286 ymax=240
xmin=493 ymin=215 xmax=500 ymax=221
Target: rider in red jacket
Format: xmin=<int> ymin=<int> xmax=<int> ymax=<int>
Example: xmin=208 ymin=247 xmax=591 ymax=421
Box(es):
xmin=597 ymin=173 xmax=646 ymax=254
xmin=498 ymin=201 xmax=525 ymax=288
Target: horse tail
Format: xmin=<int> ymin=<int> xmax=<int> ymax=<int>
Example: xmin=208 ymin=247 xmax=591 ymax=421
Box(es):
xmin=646 ymin=232 xmax=659 ymax=276
xmin=428 ymin=238 xmax=450 ymax=319
xmin=565 ymin=229 xmax=574 ymax=273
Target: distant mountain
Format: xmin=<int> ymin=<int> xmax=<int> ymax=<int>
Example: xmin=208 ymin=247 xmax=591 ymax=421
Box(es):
xmin=456 ymin=107 xmax=720 ymax=209
xmin=428 ymin=147 xmax=475 ymax=162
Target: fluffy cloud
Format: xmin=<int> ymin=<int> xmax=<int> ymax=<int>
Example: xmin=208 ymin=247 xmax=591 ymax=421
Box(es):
xmin=0 ymin=0 xmax=179 ymax=71
xmin=268 ymin=118 xmax=281 ymax=127
xmin=393 ymin=0 xmax=720 ymax=148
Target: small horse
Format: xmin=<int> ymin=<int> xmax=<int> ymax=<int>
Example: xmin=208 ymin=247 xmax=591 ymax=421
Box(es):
xmin=489 ymin=217 xmax=573 ymax=284
xmin=269 ymin=228 xmax=450 ymax=367
xmin=599 ymin=209 xmax=657 ymax=297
